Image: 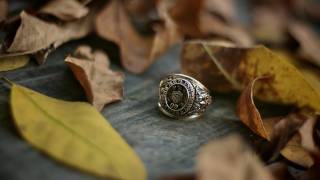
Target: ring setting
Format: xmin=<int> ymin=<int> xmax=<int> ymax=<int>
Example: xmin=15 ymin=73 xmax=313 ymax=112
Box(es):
xmin=158 ymin=74 xmax=212 ymax=119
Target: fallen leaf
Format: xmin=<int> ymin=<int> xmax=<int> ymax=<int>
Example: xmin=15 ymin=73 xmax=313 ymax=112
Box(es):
xmin=9 ymin=81 xmax=146 ymax=179
xmin=39 ymin=0 xmax=89 ymax=21
xmin=65 ymin=45 xmax=124 ymax=111
xmin=1 ymin=9 xmax=95 ymax=64
xmin=237 ymin=75 xmax=317 ymax=166
xmin=95 ymin=0 xmax=180 ymax=74
xmin=0 ymin=55 xmax=29 ymax=72
xmin=236 ymin=76 xmax=270 ymax=139
xmin=0 ymin=0 xmax=7 ymax=22
xmin=289 ymin=21 xmax=320 ymax=68
xmin=181 ymin=41 xmax=320 ymax=112
xmin=236 ymin=76 xmax=313 ymax=167
xmin=197 ymin=134 xmax=274 ymax=180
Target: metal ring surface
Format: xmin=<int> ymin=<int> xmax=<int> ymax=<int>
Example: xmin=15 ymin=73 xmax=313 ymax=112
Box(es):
xmin=158 ymin=74 xmax=212 ymax=119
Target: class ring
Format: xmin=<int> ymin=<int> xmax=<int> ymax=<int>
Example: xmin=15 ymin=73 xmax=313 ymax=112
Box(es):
xmin=158 ymin=74 xmax=212 ymax=119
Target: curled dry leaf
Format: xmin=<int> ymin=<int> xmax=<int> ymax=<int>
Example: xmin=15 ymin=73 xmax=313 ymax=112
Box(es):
xmin=289 ymin=21 xmax=320 ymax=68
xmin=65 ymin=45 xmax=124 ymax=111
xmin=0 ymin=55 xmax=29 ymax=72
xmin=9 ymin=82 xmax=146 ymax=179
xmin=236 ymin=76 xmax=313 ymax=167
xmin=197 ymin=134 xmax=274 ymax=180
xmin=39 ymin=0 xmax=89 ymax=21
xmin=95 ymin=0 xmax=180 ymax=74
xmin=1 ymin=9 xmax=94 ymax=64
xmin=236 ymin=76 xmax=270 ymax=139
xmin=0 ymin=0 xmax=7 ymax=22
xmin=181 ymin=41 xmax=320 ymax=112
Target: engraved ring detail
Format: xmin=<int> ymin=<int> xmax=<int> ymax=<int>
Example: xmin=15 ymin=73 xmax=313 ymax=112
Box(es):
xmin=158 ymin=74 xmax=212 ymax=119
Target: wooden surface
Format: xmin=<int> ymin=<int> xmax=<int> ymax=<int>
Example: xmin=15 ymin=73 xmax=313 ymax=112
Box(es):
xmin=0 ymin=36 xmax=258 ymax=179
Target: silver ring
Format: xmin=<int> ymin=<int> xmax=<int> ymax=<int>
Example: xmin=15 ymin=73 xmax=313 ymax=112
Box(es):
xmin=158 ymin=74 xmax=212 ymax=119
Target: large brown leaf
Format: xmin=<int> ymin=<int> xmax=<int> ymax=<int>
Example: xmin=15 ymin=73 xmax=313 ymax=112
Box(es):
xmin=65 ymin=45 xmax=124 ymax=111
xmin=95 ymin=0 xmax=180 ymax=74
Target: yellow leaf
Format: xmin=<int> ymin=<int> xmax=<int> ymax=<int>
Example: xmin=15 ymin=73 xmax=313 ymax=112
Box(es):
xmin=181 ymin=41 xmax=320 ymax=112
xmin=10 ymin=83 xmax=147 ymax=179
xmin=0 ymin=56 xmax=29 ymax=72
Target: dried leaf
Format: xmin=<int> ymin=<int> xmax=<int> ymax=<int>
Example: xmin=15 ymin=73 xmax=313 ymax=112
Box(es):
xmin=9 ymin=82 xmax=146 ymax=179
xmin=1 ymin=10 xmax=94 ymax=64
xmin=0 ymin=0 xmax=7 ymax=22
xmin=0 ymin=55 xmax=29 ymax=72
xmin=197 ymin=134 xmax=274 ymax=180
xmin=39 ymin=0 xmax=89 ymax=21
xmin=236 ymin=76 xmax=270 ymax=139
xmin=236 ymin=76 xmax=312 ymax=167
xmin=181 ymin=41 xmax=320 ymax=112
xmin=95 ymin=0 xmax=180 ymax=73
xmin=289 ymin=21 xmax=320 ymax=68
xmin=65 ymin=45 xmax=124 ymax=111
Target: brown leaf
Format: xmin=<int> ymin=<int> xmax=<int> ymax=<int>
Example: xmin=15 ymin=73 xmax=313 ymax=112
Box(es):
xmin=39 ymin=0 xmax=89 ymax=21
xmin=236 ymin=76 xmax=311 ymax=165
xmin=197 ymin=134 xmax=274 ymax=180
xmin=236 ymin=76 xmax=270 ymax=139
xmin=65 ymin=45 xmax=124 ymax=111
xmin=289 ymin=21 xmax=320 ymax=68
xmin=0 ymin=0 xmax=7 ymax=22
xmin=0 ymin=6 xmax=96 ymax=64
xmin=95 ymin=0 xmax=180 ymax=74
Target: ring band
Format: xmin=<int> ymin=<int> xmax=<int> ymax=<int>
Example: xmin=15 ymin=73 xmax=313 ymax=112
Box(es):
xmin=158 ymin=74 xmax=212 ymax=119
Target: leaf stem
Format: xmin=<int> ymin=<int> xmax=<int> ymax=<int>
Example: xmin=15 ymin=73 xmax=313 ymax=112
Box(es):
xmin=201 ymin=42 xmax=242 ymax=90
xmin=0 ymin=77 xmax=13 ymax=86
